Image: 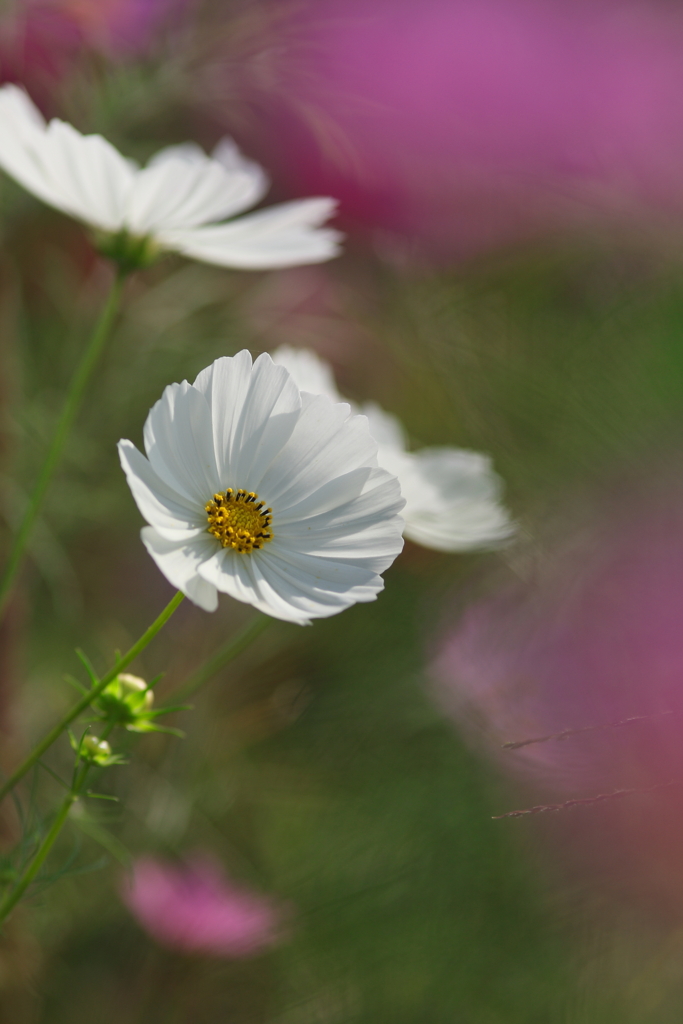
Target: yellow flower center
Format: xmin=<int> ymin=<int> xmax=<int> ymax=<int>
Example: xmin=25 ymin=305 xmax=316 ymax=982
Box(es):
xmin=205 ymin=489 xmax=273 ymax=554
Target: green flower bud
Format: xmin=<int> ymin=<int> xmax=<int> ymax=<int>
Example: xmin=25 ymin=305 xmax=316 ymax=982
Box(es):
xmin=97 ymin=673 xmax=154 ymax=726
xmin=82 ymin=735 xmax=112 ymax=763
xmin=117 ymin=673 xmax=154 ymax=710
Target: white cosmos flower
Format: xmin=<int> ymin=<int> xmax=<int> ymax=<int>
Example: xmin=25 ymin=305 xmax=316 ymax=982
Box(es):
xmin=271 ymin=346 xmax=515 ymax=553
xmin=0 ymin=85 xmax=342 ymax=270
xmin=118 ymin=351 xmax=404 ymax=624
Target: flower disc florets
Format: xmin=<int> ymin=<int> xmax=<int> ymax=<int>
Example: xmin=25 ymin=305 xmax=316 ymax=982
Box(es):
xmin=206 ymin=489 xmax=272 ymax=553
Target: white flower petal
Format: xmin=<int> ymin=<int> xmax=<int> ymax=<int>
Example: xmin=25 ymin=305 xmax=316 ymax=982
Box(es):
xmin=277 ymin=466 xmax=402 ymax=526
xmin=268 ymin=348 xmax=516 ymax=554
xmin=0 ymin=86 xmax=135 ymax=231
xmin=141 ymin=527 xmax=218 ymax=611
xmin=276 ymin=477 xmax=405 ymax=567
xmin=0 ymin=87 xmax=57 ymax=203
xmin=123 ymin=351 xmax=404 ymax=622
xmin=363 ymin=402 xmax=408 ymax=450
xmin=143 ymin=381 xmax=221 ymax=503
xmin=40 ymin=120 xmax=135 ymax=231
xmin=197 ymin=548 xmax=313 ymax=624
xmin=401 ymin=448 xmax=516 ymax=551
xmin=272 ymin=467 xmax=372 ymax=521
xmin=125 ymin=138 xmax=269 ymax=234
xmin=271 ymin=346 xmax=342 ymax=403
xmin=0 ymin=84 xmax=45 ymax=131
xmin=0 ymin=87 xmax=342 ymax=275
xmin=192 ymin=352 xmax=302 ymax=488
xmin=156 ymin=198 xmax=343 ymax=269
xmin=259 ymin=547 xmax=385 ymax=614
xmin=118 ymin=439 xmax=206 ymax=540
xmin=259 ymin=396 xmax=377 ymax=510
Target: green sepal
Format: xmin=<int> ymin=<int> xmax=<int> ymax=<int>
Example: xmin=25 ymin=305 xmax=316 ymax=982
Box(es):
xmin=94 ymin=229 xmax=160 ymax=273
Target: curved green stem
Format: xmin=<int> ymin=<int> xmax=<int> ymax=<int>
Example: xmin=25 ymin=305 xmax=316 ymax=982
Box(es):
xmin=0 ymin=604 xmax=277 ymax=925
xmin=0 ymin=269 xmax=128 ymax=620
xmin=0 ymin=590 xmax=184 ymax=806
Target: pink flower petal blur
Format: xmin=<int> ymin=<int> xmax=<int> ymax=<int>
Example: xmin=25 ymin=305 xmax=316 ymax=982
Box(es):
xmin=431 ymin=488 xmax=683 ymax=902
xmin=122 ymin=855 xmax=283 ymax=957
xmin=216 ymin=0 xmax=683 ymax=259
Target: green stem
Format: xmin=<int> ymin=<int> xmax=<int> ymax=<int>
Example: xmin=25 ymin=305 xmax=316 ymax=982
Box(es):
xmin=0 ymin=784 xmax=79 ymax=924
xmin=0 ymin=607 xmax=274 ymax=925
xmin=0 ymin=590 xmax=184 ymax=806
xmin=0 ymin=609 xmax=273 ymax=925
xmin=171 ymin=614 xmax=272 ymax=701
xmin=0 ymin=269 xmax=127 ymax=621
xmin=0 ymin=715 xmax=114 ymax=926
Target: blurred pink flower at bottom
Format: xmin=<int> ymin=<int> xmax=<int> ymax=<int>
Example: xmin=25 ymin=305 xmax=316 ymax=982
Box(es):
xmin=122 ymin=856 xmax=283 ymax=957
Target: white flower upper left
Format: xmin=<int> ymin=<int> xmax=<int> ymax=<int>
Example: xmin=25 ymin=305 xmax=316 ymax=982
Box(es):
xmin=0 ymin=85 xmax=342 ymax=270
xmin=118 ymin=352 xmax=405 ymax=624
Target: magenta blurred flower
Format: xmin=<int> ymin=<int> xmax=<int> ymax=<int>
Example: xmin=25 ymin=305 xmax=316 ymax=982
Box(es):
xmin=433 ymin=498 xmax=683 ymax=784
xmin=57 ymin=0 xmax=189 ymax=55
xmin=0 ymin=0 xmax=187 ymax=101
xmin=220 ymin=0 xmax=683 ymax=259
xmin=122 ymin=856 xmax=284 ymax=957
xmin=432 ymin=491 xmax=683 ymax=895
xmin=0 ymin=3 xmax=81 ymax=103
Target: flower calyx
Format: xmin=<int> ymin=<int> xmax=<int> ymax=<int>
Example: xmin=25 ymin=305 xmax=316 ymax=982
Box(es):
xmin=95 ymin=673 xmax=188 ymax=737
xmin=72 ymin=733 xmax=126 ymax=767
xmin=95 ymin=228 xmax=160 ymax=272
xmin=96 ymin=673 xmax=154 ymax=732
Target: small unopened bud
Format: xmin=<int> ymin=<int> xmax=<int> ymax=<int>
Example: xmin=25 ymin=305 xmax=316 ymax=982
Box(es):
xmin=82 ymin=735 xmax=112 ymax=761
xmin=117 ymin=673 xmax=154 ymax=709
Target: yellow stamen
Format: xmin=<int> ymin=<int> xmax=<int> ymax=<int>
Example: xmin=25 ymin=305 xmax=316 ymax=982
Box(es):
xmin=205 ymin=488 xmax=273 ymax=554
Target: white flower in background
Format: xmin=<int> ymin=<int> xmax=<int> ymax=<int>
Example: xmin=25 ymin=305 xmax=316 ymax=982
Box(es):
xmin=0 ymin=85 xmax=342 ymax=270
xmin=272 ymin=346 xmax=515 ymax=553
xmin=118 ymin=352 xmax=404 ymax=623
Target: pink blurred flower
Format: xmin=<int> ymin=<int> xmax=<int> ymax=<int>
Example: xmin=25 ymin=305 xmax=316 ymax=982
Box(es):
xmin=0 ymin=0 xmax=187 ymax=102
xmin=432 ymin=488 xmax=683 ymax=899
xmin=0 ymin=3 xmax=81 ymax=103
xmin=122 ymin=855 xmax=284 ymax=957
xmin=214 ymin=0 xmax=683 ymax=259
xmin=58 ymin=0 xmax=189 ymax=55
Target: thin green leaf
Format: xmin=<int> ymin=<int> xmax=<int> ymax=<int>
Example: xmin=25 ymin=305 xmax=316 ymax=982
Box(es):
xmin=144 ymin=704 xmax=193 ymax=717
xmin=126 ymin=722 xmax=185 ymax=737
xmin=37 ymin=856 xmax=109 ymax=887
xmin=75 ymin=648 xmax=99 ymax=686
xmin=37 ymin=761 xmax=70 ymax=791
xmin=71 ymin=815 xmax=131 ymax=867
xmin=63 ymin=674 xmax=90 ymax=697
